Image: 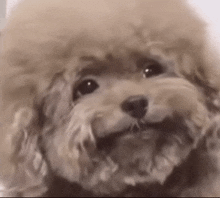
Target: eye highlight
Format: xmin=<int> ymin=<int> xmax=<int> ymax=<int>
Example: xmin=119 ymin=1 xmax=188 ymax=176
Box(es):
xmin=143 ymin=63 xmax=163 ymax=78
xmin=74 ymin=79 xmax=99 ymax=99
xmin=137 ymin=58 xmax=164 ymax=78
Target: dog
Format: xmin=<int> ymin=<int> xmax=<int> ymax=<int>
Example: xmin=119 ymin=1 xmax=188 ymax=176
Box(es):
xmin=1 ymin=0 xmax=220 ymax=196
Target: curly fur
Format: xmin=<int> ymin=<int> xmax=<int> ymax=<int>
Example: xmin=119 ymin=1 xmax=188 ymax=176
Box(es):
xmin=1 ymin=0 xmax=220 ymax=197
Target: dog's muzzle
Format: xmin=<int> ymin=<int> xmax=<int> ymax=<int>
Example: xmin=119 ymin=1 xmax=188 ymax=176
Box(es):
xmin=78 ymin=93 xmax=205 ymax=195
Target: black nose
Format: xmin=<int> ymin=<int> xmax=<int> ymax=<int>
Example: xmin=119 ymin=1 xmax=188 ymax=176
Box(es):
xmin=121 ymin=95 xmax=148 ymax=119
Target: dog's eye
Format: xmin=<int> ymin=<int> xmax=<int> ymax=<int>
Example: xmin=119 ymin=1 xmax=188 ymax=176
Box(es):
xmin=137 ymin=59 xmax=164 ymax=78
xmin=143 ymin=63 xmax=164 ymax=78
xmin=74 ymin=79 xmax=99 ymax=99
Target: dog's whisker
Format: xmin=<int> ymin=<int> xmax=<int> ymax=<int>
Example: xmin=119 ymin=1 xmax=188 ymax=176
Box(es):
xmin=129 ymin=120 xmax=141 ymax=133
xmin=172 ymin=135 xmax=184 ymax=146
xmin=128 ymin=123 xmax=137 ymax=132
xmin=106 ymin=157 xmax=118 ymax=173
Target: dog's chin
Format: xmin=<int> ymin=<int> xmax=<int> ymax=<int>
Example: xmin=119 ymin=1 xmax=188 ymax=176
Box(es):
xmin=78 ymin=118 xmax=196 ymax=195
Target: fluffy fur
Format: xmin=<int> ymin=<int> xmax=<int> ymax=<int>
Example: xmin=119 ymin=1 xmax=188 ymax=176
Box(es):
xmin=1 ymin=0 xmax=220 ymax=196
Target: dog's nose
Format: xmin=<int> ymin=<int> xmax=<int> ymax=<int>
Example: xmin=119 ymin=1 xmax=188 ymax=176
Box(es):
xmin=121 ymin=95 xmax=148 ymax=119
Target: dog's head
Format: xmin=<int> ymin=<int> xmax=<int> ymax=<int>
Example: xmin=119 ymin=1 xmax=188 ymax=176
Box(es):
xmin=1 ymin=0 xmax=220 ymax=196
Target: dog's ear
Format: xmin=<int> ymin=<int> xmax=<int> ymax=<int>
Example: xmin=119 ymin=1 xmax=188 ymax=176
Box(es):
xmin=176 ymin=41 xmax=220 ymax=112
xmin=199 ymin=47 xmax=220 ymax=112
xmin=2 ymin=108 xmax=48 ymax=196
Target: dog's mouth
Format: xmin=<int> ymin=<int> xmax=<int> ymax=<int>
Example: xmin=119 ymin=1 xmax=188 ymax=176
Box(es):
xmin=80 ymin=117 xmax=198 ymax=195
xmin=96 ymin=118 xmax=195 ymax=153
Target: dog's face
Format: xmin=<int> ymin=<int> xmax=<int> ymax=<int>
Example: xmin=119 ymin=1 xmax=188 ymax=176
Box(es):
xmin=2 ymin=0 xmax=220 ymax=196
xmin=37 ymin=42 xmax=209 ymax=195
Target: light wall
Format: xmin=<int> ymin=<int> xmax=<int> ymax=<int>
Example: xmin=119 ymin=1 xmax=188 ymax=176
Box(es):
xmin=0 ymin=0 xmax=6 ymax=30
xmin=6 ymin=0 xmax=20 ymax=17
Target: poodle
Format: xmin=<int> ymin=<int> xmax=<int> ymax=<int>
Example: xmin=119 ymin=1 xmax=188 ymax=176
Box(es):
xmin=1 ymin=0 xmax=220 ymax=196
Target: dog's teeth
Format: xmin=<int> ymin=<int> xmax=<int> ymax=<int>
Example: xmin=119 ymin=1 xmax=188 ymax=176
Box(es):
xmin=154 ymin=156 xmax=172 ymax=171
xmin=100 ymin=169 xmax=110 ymax=181
xmin=40 ymin=161 xmax=48 ymax=176
xmin=99 ymin=165 xmax=113 ymax=181
xmin=165 ymin=156 xmax=179 ymax=166
xmin=146 ymin=160 xmax=154 ymax=173
xmin=124 ymin=177 xmax=136 ymax=186
xmin=105 ymin=157 xmax=118 ymax=174
xmin=160 ymin=158 xmax=170 ymax=169
xmin=33 ymin=152 xmax=42 ymax=171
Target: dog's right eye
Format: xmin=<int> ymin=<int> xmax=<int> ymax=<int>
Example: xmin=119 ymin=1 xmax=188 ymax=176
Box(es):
xmin=74 ymin=79 xmax=99 ymax=99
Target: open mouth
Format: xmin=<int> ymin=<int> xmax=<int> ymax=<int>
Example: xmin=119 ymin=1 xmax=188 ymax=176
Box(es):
xmin=80 ymin=117 xmax=197 ymax=195
xmin=96 ymin=117 xmax=195 ymax=155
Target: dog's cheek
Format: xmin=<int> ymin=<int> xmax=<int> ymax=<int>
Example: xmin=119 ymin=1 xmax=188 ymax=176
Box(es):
xmin=44 ymin=126 xmax=96 ymax=183
xmin=4 ymin=108 xmax=49 ymax=196
xmin=45 ymin=136 xmax=81 ymax=182
xmin=153 ymin=84 xmax=209 ymax=138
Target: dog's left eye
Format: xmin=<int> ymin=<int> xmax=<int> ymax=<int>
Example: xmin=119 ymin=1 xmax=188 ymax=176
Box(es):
xmin=137 ymin=59 xmax=164 ymax=78
xmin=74 ymin=79 xmax=99 ymax=99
